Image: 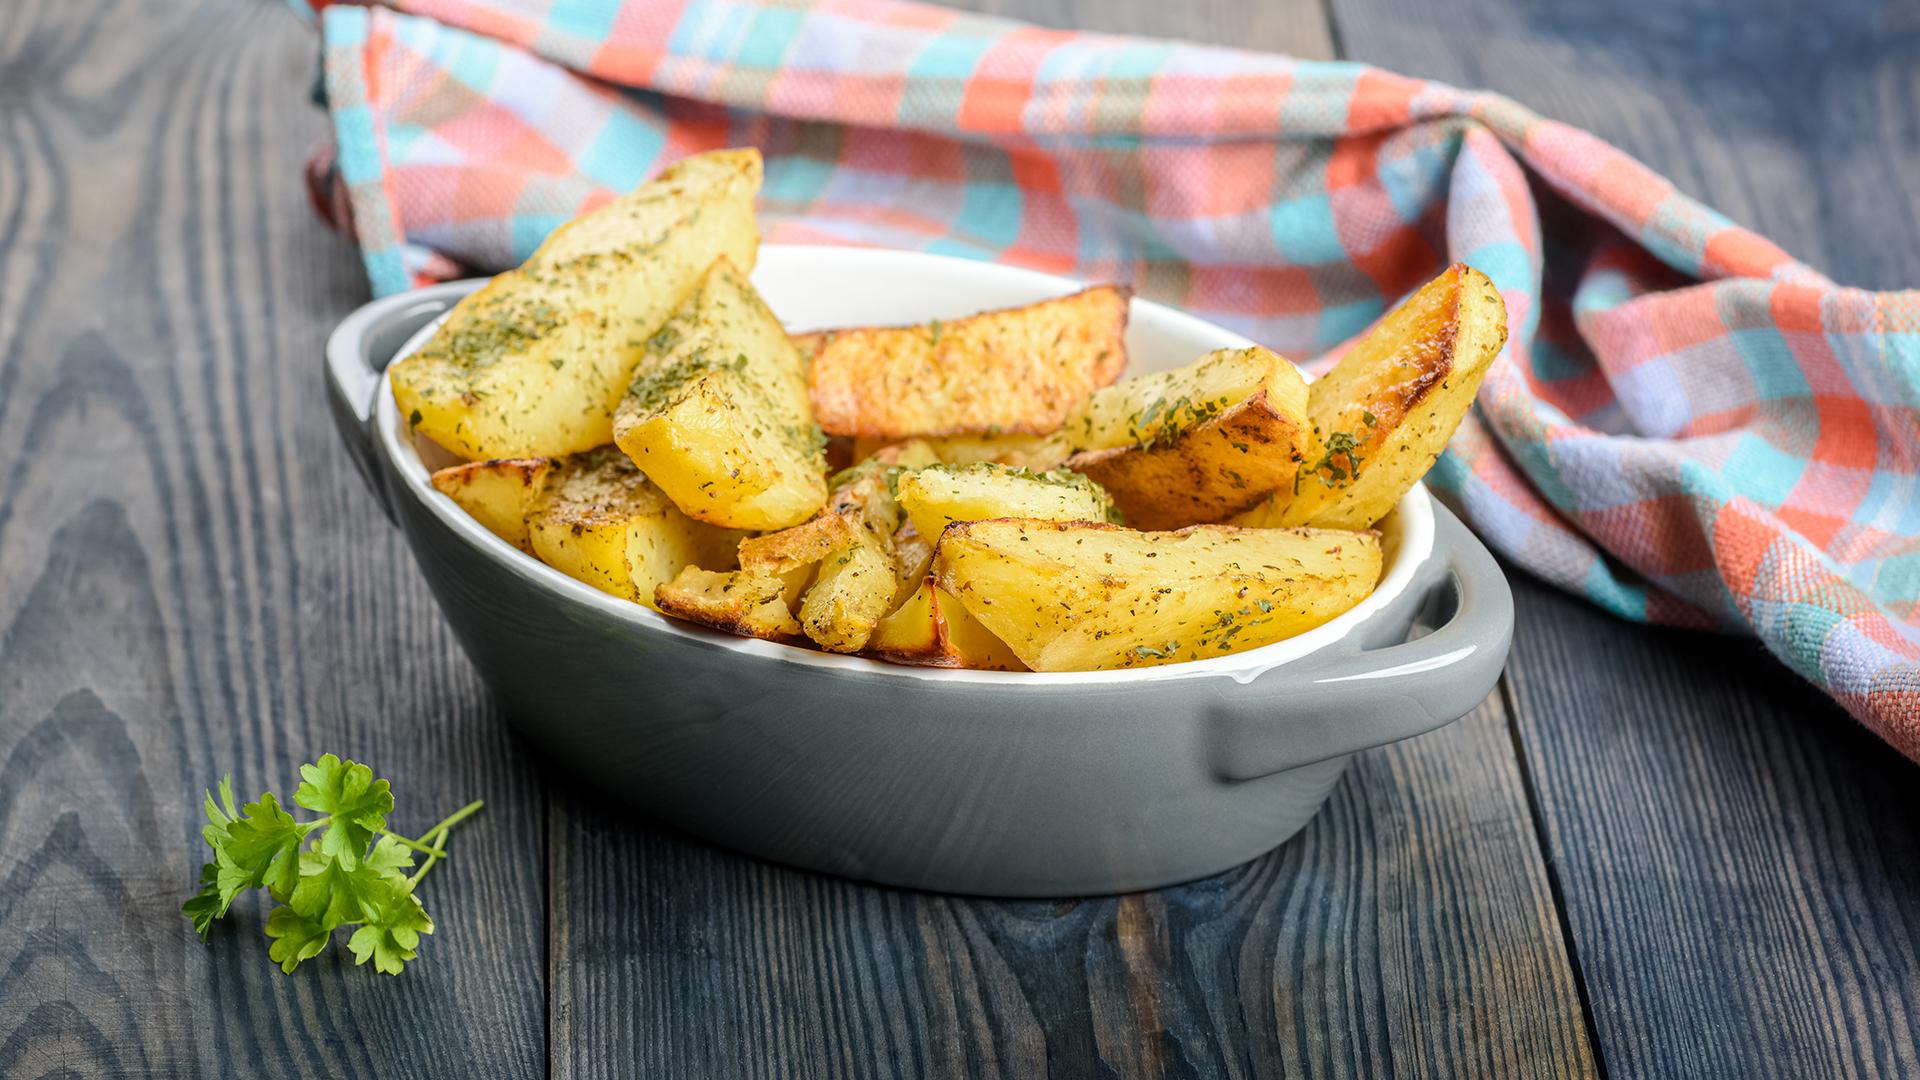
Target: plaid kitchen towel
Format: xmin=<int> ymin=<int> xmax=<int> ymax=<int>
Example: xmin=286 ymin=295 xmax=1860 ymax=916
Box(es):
xmin=296 ymin=0 xmax=1920 ymax=759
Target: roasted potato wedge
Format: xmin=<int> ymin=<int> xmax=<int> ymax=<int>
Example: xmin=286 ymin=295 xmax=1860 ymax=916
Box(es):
xmin=934 ymin=520 xmax=1381 ymax=671
xmin=429 ymin=458 xmax=554 ymax=552
xmin=868 ymin=579 xmax=1026 ymax=670
xmin=733 ymin=450 xmax=910 ymax=652
xmin=393 ymin=149 xmax=762 ymax=460
xmin=894 ymin=463 xmax=1115 ymax=541
xmin=830 ymin=439 xmax=941 ymax=482
xmin=739 ymin=513 xmax=859 ymax=575
xmin=525 ymin=447 xmax=744 ymax=608
xmin=1064 ymin=347 xmax=1308 ymax=530
xmin=852 ymin=433 xmax=1071 ymax=471
xmin=796 ymin=454 xmax=914 ymax=652
xmin=890 ymin=524 xmax=937 ymax=609
xmin=655 ymin=567 xmax=803 ymax=641
xmin=799 ymin=540 xmax=897 ymax=652
xmin=799 ymin=285 xmax=1130 ymax=438
xmin=1059 ymin=346 xmax=1287 ymax=452
xmin=1236 ymin=264 xmax=1507 ymax=530
xmin=613 ymin=257 xmax=827 ymax=531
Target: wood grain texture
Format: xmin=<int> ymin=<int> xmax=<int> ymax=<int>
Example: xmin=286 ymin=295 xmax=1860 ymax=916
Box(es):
xmin=1328 ymin=0 xmax=1920 ymax=290
xmin=0 ymin=0 xmax=548 ymax=1075
xmin=1328 ymin=0 xmax=1920 ymax=1074
xmin=550 ymin=696 xmax=1596 ymax=1079
xmin=1504 ymin=586 xmax=1920 ymax=1079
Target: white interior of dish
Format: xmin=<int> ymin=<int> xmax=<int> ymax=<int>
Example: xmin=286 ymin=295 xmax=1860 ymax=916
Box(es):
xmin=376 ymin=245 xmax=1434 ymax=686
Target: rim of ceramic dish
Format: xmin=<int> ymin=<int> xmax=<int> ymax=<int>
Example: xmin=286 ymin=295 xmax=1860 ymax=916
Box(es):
xmin=375 ymin=245 xmax=1436 ymax=687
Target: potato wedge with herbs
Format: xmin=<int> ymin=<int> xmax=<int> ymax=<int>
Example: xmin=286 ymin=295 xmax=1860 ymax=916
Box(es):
xmin=852 ymin=432 xmax=1072 ymax=471
xmin=1057 ymin=346 xmax=1291 ymax=452
xmin=655 ymin=567 xmax=804 ymax=641
xmin=1236 ymin=264 xmax=1507 ymax=530
xmin=430 ymin=458 xmax=555 ymax=552
xmin=894 ymin=463 xmax=1115 ymax=542
xmin=525 ymin=447 xmax=744 ymax=609
xmin=393 ymin=149 xmax=762 ymax=460
xmin=794 ymin=455 xmax=916 ymax=652
xmin=1063 ymin=347 xmax=1308 ymax=530
xmin=728 ymin=450 xmax=912 ymax=653
xmin=799 ymin=285 xmax=1130 ymax=438
xmin=934 ymin=520 xmax=1381 ymax=671
xmin=613 ymin=256 xmax=827 ymax=531
xmin=739 ymin=514 xmax=858 ymax=576
xmin=868 ymin=580 xmax=1026 ymax=670
xmin=800 ymin=541 xmax=898 ymax=652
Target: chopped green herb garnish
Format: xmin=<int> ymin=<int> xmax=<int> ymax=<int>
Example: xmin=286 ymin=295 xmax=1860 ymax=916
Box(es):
xmin=1308 ymin=430 xmax=1364 ymax=488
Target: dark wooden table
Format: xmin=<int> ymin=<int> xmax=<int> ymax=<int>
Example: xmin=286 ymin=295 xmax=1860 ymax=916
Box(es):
xmin=4 ymin=0 xmax=1916 ymax=1076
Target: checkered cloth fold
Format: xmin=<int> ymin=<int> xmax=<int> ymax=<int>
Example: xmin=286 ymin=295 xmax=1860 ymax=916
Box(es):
xmin=298 ymin=0 xmax=1920 ymax=758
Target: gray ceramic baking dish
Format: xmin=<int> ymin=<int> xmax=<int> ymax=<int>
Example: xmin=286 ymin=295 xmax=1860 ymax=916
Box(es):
xmin=325 ymin=246 xmax=1514 ymax=897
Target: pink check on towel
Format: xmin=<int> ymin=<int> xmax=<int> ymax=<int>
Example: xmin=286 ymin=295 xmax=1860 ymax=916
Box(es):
xmin=298 ymin=0 xmax=1920 ymax=760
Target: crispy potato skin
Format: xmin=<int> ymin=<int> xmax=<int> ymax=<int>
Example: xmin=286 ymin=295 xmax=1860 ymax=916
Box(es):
xmin=1067 ymin=391 xmax=1300 ymax=530
xmin=934 ymin=519 xmax=1381 ymax=672
xmin=739 ymin=513 xmax=858 ymax=574
xmin=1065 ymin=347 xmax=1312 ymax=529
xmin=429 ymin=458 xmax=554 ymax=552
xmin=393 ymin=149 xmax=761 ymax=460
xmin=894 ymin=463 xmax=1114 ymax=542
xmin=1239 ymin=263 xmax=1507 ymax=530
xmin=800 ymin=286 xmax=1130 ymax=438
xmin=655 ymin=566 xmax=803 ymax=641
xmin=613 ymin=256 xmax=827 ymax=531
xmin=524 ymin=447 xmax=744 ymax=608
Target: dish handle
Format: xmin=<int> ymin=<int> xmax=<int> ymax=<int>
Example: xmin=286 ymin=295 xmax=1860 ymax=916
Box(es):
xmin=324 ymin=284 xmax=473 ymax=525
xmin=1207 ymin=499 xmax=1514 ymax=781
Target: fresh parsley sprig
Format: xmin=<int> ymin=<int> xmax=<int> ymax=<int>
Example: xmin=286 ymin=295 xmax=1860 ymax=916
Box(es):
xmin=182 ymin=754 xmax=482 ymax=976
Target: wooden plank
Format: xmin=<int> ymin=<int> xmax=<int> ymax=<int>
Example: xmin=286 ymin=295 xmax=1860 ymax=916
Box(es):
xmin=1505 ymin=584 xmax=1920 ymax=1079
xmin=551 ymin=696 xmax=1596 ymax=1079
xmin=0 ymin=1 xmax=549 ymax=1075
xmin=1328 ymin=0 xmax=1920 ymax=1074
xmin=1327 ymin=0 xmax=1920 ymax=290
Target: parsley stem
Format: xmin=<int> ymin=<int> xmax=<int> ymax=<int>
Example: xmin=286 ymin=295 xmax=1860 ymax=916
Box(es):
xmin=408 ymin=827 xmax=451 ymax=889
xmin=376 ymin=830 xmax=449 ymax=858
xmin=413 ymin=800 xmax=485 ymax=846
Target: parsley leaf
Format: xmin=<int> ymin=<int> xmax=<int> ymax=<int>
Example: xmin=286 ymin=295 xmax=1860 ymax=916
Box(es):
xmin=288 ymin=846 xmax=409 ymax=930
xmin=213 ymin=791 xmax=306 ymax=904
xmin=348 ymin=891 xmax=435 ymax=975
xmin=183 ymin=756 xmax=481 ymax=977
xmin=265 ymin=906 xmax=332 ymax=975
xmin=293 ymin=754 xmax=393 ymax=871
xmin=199 ymin=776 xmax=241 ymax=851
xmin=183 ymin=863 xmax=223 ymax=940
xmin=363 ymin=833 xmax=417 ymax=875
